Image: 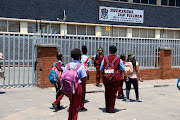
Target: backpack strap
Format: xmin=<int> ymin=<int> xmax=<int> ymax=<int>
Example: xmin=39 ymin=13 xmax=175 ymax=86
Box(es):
xmin=112 ymin=57 xmax=119 ymax=65
xmin=105 ymin=57 xmax=109 ymax=65
xmin=66 ymin=63 xmax=70 ymax=70
xmin=74 ymin=63 xmax=82 ymax=71
xmin=84 ymin=57 xmax=89 ymax=64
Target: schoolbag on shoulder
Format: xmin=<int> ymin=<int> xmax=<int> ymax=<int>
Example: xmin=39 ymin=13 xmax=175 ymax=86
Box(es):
xmin=103 ymin=57 xmax=119 ymax=81
xmin=177 ymin=78 xmax=180 ymax=90
xmin=84 ymin=57 xmax=89 ymax=71
xmin=125 ymin=62 xmax=134 ymax=75
xmin=60 ymin=63 xmax=81 ymax=94
xmin=48 ymin=62 xmax=62 ymax=84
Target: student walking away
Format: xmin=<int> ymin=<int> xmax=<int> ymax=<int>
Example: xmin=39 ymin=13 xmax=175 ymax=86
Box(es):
xmin=79 ymin=45 xmax=90 ymax=112
xmin=91 ymin=47 xmax=104 ymax=87
xmin=60 ymin=48 xmax=87 ymax=120
xmin=117 ymin=54 xmax=126 ymax=99
xmin=125 ymin=53 xmax=143 ymax=103
xmin=100 ymin=46 xmax=128 ymax=113
xmin=49 ymin=53 xmax=65 ymax=111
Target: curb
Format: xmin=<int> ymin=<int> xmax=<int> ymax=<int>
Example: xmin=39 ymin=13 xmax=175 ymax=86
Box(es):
xmin=86 ymin=83 xmax=176 ymax=93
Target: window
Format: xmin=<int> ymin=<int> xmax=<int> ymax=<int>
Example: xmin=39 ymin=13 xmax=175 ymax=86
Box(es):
xmin=8 ymin=21 xmax=20 ymax=32
xmin=67 ymin=24 xmax=95 ymax=36
xmin=160 ymin=30 xmax=180 ymax=39
xmin=161 ymin=0 xmax=178 ymax=6
xmin=28 ymin=22 xmax=36 ymax=33
xmin=67 ymin=25 xmax=76 ymax=35
xmin=102 ymin=26 xmax=127 ymax=37
xmin=87 ymin=26 xmax=95 ymax=35
xmin=0 ymin=20 xmax=7 ymax=32
xmin=113 ymin=0 xmax=128 ymax=2
xmin=51 ymin=24 xmax=60 ymax=34
xmin=77 ymin=25 xmax=86 ymax=35
xmin=40 ymin=23 xmax=50 ymax=33
xmin=132 ymin=28 xmax=155 ymax=38
xmin=133 ymin=0 xmax=156 ymax=4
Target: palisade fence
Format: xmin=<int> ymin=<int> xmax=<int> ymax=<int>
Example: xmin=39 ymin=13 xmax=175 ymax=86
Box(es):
xmin=0 ymin=32 xmax=180 ymax=88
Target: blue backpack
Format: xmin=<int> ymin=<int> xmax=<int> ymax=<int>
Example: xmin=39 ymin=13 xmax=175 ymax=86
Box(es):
xmin=177 ymin=78 xmax=180 ymax=90
xmin=48 ymin=62 xmax=62 ymax=84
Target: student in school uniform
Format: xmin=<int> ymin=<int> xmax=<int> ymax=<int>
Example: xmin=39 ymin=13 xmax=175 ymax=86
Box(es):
xmin=100 ymin=46 xmax=128 ymax=113
xmin=117 ymin=54 xmax=126 ymax=99
xmin=91 ymin=47 xmax=104 ymax=87
xmin=63 ymin=48 xmax=87 ymax=120
xmin=52 ymin=53 xmax=65 ymax=111
xmin=79 ymin=45 xmax=90 ymax=112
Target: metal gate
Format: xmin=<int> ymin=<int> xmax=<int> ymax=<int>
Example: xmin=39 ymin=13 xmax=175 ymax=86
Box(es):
xmin=1 ymin=32 xmax=180 ymax=88
xmin=0 ymin=34 xmax=37 ymax=88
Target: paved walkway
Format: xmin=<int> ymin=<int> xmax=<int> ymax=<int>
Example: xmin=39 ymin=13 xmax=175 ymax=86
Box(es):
xmin=0 ymin=79 xmax=179 ymax=120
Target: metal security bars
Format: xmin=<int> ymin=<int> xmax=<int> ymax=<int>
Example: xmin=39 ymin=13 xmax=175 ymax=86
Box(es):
xmin=0 ymin=34 xmax=37 ymax=88
xmin=0 ymin=32 xmax=180 ymax=88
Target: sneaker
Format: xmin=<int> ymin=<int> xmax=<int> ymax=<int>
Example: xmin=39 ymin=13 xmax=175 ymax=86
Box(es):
xmin=79 ymin=107 xmax=87 ymax=112
xmin=96 ymin=84 xmax=102 ymax=87
xmin=52 ymin=103 xmax=58 ymax=111
xmin=136 ymin=98 xmax=142 ymax=102
xmin=126 ymin=99 xmax=130 ymax=103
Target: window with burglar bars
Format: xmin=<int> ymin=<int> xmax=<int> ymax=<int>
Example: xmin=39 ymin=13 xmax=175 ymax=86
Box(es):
xmin=67 ymin=24 xmax=95 ymax=36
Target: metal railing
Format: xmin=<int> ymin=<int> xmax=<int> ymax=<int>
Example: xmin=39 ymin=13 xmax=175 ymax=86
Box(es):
xmin=1 ymin=32 xmax=180 ymax=88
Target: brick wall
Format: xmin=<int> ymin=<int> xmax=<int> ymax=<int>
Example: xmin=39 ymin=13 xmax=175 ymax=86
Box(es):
xmin=87 ymin=48 xmax=179 ymax=84
xmin=36 ymin=46 xmax=58 ymax=88
xmin=37 ymin=47 xmax=179 ymax=87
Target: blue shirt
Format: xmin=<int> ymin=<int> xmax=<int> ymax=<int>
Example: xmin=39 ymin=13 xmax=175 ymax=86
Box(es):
xmin=81 ymin=54 xmax=90 ymax=65
xmin=63 ymin=60 xmax=87 ymax=83
xmin=100 ymin=57 xmax=125 ymax=71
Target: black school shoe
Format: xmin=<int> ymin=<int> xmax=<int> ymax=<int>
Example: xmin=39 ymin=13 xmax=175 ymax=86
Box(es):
xmin=108 ymin=110 xmax=116 ymax=113
xmin=79 ymin=107 xmax=88 ymax=112
xmin=52 ymin=103 xmax=58 ymax=111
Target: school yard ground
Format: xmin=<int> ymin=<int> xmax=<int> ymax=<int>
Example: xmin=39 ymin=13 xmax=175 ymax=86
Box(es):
xmin=0 ymin=79 xmax=179 ymax=120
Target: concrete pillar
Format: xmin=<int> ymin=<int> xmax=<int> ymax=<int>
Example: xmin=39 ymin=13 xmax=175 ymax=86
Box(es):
xmin=95 ymin=26 xmax=102 ymax=37
xmin=128 ymin=0 xmax=133 ymax=3
xmin=61 ymin=24 xmax=67 ymax=36
xmin=155 ymin=29 xmax=161 ymax=39
xmin=20 ymin=22 xmax=28 ymax=34
xmin=36 ymin=44 xmax=60 ymax=88
xmin=159 ymin=47 xmax=173 ymax=79
xmin=157 ymin=0 xmax=161 ymax=5
xmin=127 ymin=28 xmax=132 ymax=38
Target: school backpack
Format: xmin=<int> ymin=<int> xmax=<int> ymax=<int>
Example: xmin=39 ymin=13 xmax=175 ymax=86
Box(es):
xmin=48 ymin=62 xmax=62 ymax=84
xmin=177 ymin=78 xmax=180 ymax=90
xmin=60 ymin=63 xmax=82 ymax=94
xmin=125 ymin=62 xmax=134 ymax=75
xmin=84 ymin=57 xmax=89 ymax=71
xmin=103 ymin=56 xmax=119 ymax=81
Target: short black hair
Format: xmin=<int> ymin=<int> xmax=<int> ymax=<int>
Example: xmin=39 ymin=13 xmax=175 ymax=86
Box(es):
xmin=98 ymin=47 xmax=103 ymax=52
xmin=120 ymin=54 xmax=126 ymax=61
xmin=82 ymin=45 xmax=87 ymax=54
xmin=109 ymin=45 xmax=117 ymax=53
xmin=71 ymin=48 xmax=81 ymax=60
xmin=56 ymin=52 xmax=63 ymax=61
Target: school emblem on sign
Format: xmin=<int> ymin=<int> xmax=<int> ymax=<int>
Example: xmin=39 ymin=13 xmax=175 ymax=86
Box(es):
xmin=101 ymin=8 xmax=108 ymax=19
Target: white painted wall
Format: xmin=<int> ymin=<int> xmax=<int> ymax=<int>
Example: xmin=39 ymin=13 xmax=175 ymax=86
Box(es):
xmin=61 ymin=24 xmax=67 ymax=35
xmin=95 ymin=26 xmax=102 ymax=37
xmin=127 ymin=28 xmax=132 ymax=38
xmin=155 ymin=29 xmax=161 ymax=39
xmin=20 ymin=22 xmax=28 ymax=34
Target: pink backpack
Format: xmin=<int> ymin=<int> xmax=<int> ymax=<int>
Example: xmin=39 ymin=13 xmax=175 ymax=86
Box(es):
xmin=60 ymin=63 xmax=82 ymax=94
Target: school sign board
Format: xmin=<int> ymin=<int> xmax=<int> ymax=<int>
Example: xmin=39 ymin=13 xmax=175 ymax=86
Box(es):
xmin=99 ymin=6 xmax=144 ymax=23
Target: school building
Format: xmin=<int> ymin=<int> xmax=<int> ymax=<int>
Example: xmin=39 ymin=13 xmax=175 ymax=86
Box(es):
xmin=1 ymin=0 xmax=180 ymax=88
xmin=0 ymin=0 xmax=180 ymax=39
